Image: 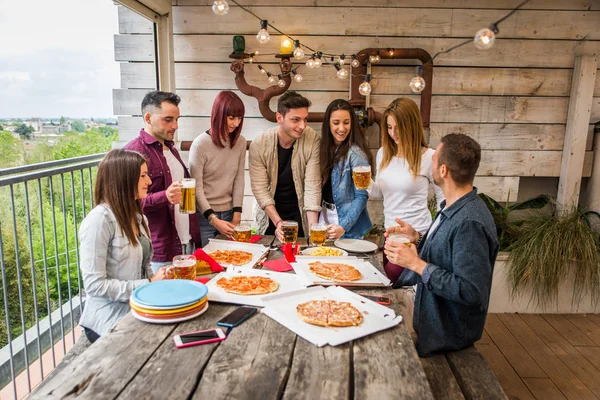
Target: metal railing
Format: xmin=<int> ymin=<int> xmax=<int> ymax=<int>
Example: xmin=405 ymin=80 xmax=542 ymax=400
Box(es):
xmin=0 ymin=153 xmax=105 ymax=399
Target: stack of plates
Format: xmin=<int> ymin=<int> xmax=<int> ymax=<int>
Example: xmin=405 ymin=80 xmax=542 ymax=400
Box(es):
xmin=130 ymin=280 xmax=209 ymax=324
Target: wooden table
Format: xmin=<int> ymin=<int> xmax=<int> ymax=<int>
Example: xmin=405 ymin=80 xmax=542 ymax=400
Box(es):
xmin=31 ymin=236 xmax=434 ymax=400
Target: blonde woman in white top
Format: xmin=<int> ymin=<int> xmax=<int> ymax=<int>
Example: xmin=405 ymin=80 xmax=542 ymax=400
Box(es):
xmin=369 ymin=98 xmax=444 ymax=283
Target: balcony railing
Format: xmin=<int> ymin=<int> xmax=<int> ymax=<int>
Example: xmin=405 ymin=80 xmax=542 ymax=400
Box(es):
xmin=0 ymin=153 xmax=105 ymax=399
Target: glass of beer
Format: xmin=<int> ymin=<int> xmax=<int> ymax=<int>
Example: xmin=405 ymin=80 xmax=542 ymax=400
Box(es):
xmin=233 ymin=224 xmax=252 ymax=242
xmin=388 ymin=233 xmax=412 ymax=247
xmin=180 ymin=178 xmax=196 ymax=214
xmin=309 ymin=223 xmax=327 ymax=246
xmin=167 ymin=255 xmax=197 ymax=280
xmin=281 ymin=220 xmax=299 ymax=244
xmin=352 ymin=166 xmax=371 ymax=190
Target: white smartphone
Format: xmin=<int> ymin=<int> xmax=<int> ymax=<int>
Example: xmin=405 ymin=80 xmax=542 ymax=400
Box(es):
xmin=173 ymin=328 xmax=226 ymax=348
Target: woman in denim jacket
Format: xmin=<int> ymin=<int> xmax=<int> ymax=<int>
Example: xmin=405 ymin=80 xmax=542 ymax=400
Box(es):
xmin=318 ymin=99 xmax=373 ymax=240
xmin=78 ymin=150 xmax=168 ymax=343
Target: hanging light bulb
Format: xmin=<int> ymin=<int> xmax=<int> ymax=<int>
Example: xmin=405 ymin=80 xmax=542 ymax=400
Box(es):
xmin=212 ymin=0 xmax=229 ymax=15
xmin=409 ymin=66 xmax=426 ymax=93
xmin=306 ymin=56 xmax=315 ymax=69
xmin=334 ymin=63 xmax=348 ymax=79
xmin=258 ymin=65 xmax=266 ymax=74
xmin=292 ymin=69 xmax=303 ymax=83
xmin=314 ymin=53 xmax=323 ymax=68
xmin=248 ymin=55 xmax=255 ymax=63
xmin=358 ymin=74 xmax=372 ymax=96
xmin=277 ymin=75 xmax=286 ymax=87
xmin=351 ymin=55 xmax=360 ymax=68
xmin=256 ymin=20 xmax=270 ymax=44
xmin=474 ymin=25 xmax=498 ymax=50
xmin=339 ymin=54 xmax=346 ymax=65
xmin=267 ymin=72 xmax=277 ymax=84
xmin=374 ymin=54 xmax=381 ymax=62
xmin=293 ymin=40 xmax=305 ymax=60
xmin=369 ymin=53 xmax=379 ymax=63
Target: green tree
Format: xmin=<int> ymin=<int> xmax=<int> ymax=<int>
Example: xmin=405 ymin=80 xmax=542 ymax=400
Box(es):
xmin=14 ymin=123 xmax=34 ymax=140
xmin=59 ymin=116 xmax=66 ymax=125
xmin=0 ymin=131 xmax=24 ymax=167
xmin=98 ymin=126 xmax=117 ymax=137
xmin=53 ymin=129 xmax=115 ymax=160
xmin=70 ymin=120 xmax=85 ymax=133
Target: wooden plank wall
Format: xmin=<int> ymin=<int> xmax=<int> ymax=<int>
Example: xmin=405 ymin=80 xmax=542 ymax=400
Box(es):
xmin=113 ymin=0 xmax=600 ymax=223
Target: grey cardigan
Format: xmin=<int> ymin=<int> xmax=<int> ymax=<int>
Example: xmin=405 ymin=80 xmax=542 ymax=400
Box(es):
xmin=78 ymin=204 xmax=152 ymax=336
xmin=395 ymin=189 xmax=499 ymax=357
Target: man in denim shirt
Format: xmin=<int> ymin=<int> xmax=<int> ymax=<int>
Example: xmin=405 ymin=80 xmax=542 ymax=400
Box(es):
xmin=384 ymin=133 xmax=498 ymax=357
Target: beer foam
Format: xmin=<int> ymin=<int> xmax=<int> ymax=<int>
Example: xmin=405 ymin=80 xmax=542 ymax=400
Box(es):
xmin=353 ymin=166 xmax=370 ymax=172
xmin=181 ymin=179 xmax=196 ymax=188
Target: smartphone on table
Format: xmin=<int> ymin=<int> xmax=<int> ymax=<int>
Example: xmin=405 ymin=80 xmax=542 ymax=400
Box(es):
xmin=361 ymin=295 xmax=391 ymax=305
xmin=217 ymin=306 xmax=258 ymax=328
xmin=173 ymin=328 xmax=226 ymax=348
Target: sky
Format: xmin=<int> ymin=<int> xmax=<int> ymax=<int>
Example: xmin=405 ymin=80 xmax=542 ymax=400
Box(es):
xmin=0 ymin=0 xmax=120 ymax=119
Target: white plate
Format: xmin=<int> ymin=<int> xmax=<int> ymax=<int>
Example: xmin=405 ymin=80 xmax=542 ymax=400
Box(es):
xmin=291 ymin=256 xmax=391 ymax=287
xmin=202 ymin=238 xmax=269 ymax=269
xmin=300 ymin=247 xmax=348 ymax=257
xmin=130 ymin=303 xmax=209 ymax=324
xmin=334 ymin=239 xmax=378 ymax=253
xmin=206 ymin=268 xmax=307 ymax=307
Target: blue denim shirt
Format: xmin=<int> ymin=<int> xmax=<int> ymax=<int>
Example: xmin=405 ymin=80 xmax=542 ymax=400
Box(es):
xmin=395 ymin=188 xmax=499 ymax=357
xmin=330 ymin=145 xmax=372 ymax=238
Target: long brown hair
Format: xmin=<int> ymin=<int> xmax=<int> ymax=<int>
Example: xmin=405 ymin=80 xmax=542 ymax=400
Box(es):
xmin=379 ymin=97 xmax=428 ymax=179
xmin=94 ymin=149 xmax=149 ymax=246
xmin=209 ymin=90 xmax=245 ymax=148
xmin=320 ymin=99 xmax=373 ymax=184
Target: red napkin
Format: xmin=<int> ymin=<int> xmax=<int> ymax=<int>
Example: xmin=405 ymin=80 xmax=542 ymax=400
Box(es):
xmin=229 ymin=235 xmax=263 ymax=244
xmin=193 ymin=248 xmax=224 ymax=273
xmin=195 ymin=277 xmax=211 ymax=284
xmin=262 ymin=258 xmax=294 ymax=272
xmin=281 ymin=243 xmax=300 ymax=263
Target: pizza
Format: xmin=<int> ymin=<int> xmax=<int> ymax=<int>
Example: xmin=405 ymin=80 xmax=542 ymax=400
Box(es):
xmin=208 ymin=250 xmax=253 ymax=266
xmin=296 ymin=300 xmax=363 ymax=327
xmin=216 ymin=275 xmax=279 ymax=295
xmin=308 ymin=261 xmax=362 ymax=282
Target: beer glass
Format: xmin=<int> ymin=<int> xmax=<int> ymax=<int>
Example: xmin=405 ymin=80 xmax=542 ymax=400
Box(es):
xmin=180 ymin=178 xmax=196 ymax=214
xmin=233 ymin=224 xmax=252 ymax=242
xmin=388 ymin=233 xmax=412 ymax=247
xmin=167 ymin=255 xmax=197 ymax=280
xmin=309 ymin=223 xmax=327 ymax=246
xmin=352 ymin=166 xmax=371 ymax=190
xmin=281 ymin=221 xmax=299 ymax=244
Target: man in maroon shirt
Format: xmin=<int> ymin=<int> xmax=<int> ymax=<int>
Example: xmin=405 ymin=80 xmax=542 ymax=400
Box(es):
xmin=124 ymin=91 xmax=201 ymax=272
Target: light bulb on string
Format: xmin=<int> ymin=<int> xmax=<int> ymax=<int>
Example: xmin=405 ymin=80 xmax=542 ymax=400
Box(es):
xmin=474 ymin=25 xmax=498 ymax=50
xmin=339 ymin=54 xmax=346 ymax=65
xmin=351 ymin=55 xmax=360 ymax=68
xmin=369 ymin=53 xmax=379 ymax=63
xmin=409 ymin=66 xmax=426 ymax=93
xmin=248 ymin=55 xmax=255 ymax=63
xmin=334 ymin=63 xmax=348 ymax=79
xmin=277 ymin=75 xmax=286 ymax=87
xmin=375 ymin=54 xmax=380 ymax=62
xmin=267 ymin=72 xmax=277 ymax=84
xmin=293 ymin=40 xmax=305 ymax=60
xmin=358 ymin=74 xmax=372 ymax=96
xmin=258 ymin=65 xmax=266 ymax=74
xmin=292 ymin=69 xmax=303 ymax=83
xmin=306 ymin=56 xmax=315 ymax=69
xmin=256 ymin=20 xmax=270 ymax=44
xmin=314 ymin=53 xmax=323 ymax=68
xmin=212 ymin=0 xmax=229 ymax=15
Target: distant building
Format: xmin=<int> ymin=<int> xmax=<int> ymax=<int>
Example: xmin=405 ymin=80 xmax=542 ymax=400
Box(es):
xmin=41 ymin=122 xmax=71 ymax=133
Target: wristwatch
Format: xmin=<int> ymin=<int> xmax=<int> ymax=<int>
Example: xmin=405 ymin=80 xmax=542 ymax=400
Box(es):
xmin=208 ymin=214 xmax=217 ymax=226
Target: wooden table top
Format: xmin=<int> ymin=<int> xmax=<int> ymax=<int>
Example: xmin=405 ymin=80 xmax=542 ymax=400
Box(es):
xmin=31 ymin=236 xmax=433 ymax=400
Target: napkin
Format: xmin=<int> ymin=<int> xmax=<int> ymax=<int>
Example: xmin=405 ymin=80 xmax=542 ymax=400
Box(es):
xmin=229 ymin=235 xmax=263 ymax=244
xmin=262 ymin=258 xmax=294 ymax=272
xmin=195 ymin=277 xmax=211 ymax=284
xmin=193 ymin=248 xmax=224 ymax=273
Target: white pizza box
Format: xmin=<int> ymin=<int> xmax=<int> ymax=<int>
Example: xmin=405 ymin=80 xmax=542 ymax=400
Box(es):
xmin=261 ymin=286 xmax=402 ymax=347
xmin=291 ymin=256 xmax=391 ymax=287
xmin=202 ymin=238 xmax=269 ymax=269
xmin=206 ymin=267 xmax=307 ymax=307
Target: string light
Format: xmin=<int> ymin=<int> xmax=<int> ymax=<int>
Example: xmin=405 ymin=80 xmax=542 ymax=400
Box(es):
xmin=267 ymin=72 xmax=277 ymax=84
xmin=293 ymin=40 xmax=305 ymax=60
xmin=212 ymin=0 xmax=229 ymax=15
xmin=409 ymin=66 xmax=426 ymax=93
xmin=369 ymin=53 xmax=379 ymax=63
xmin=256 ymin=20 xmax=270 ymax=44
xmin=358 ymin=74 xmax=372 ymax=96
xmin=277 ymin=74 xmax=286 ymax=87
xmin=334 ymin=63 xmax=348 ymax=79
xmin=351 ymin=55 xmax=360 ymax=68
xmin=258 ymin=65 xmax=266 ymax=74
xmin=474 ymin=25 xmax=498 ymax=50
xmin=306 ymin=56 xmax=315 ymax=69
xmin=314 ymin=52 xmax=323 ymax=68
xmin=339 ymin=54 xmax=346 ymax=65
xmin=292 ymin=69 xmax=303 ymax=82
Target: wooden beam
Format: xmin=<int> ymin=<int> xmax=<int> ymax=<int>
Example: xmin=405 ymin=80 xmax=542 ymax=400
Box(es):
xmin=155 ymin=12 xmax=176 ymax=93
xmin=138 ymin=0 xmax=172 ymax=15
xmin=557 ymin=55 xmax=598 ymax=211
xmin=582 ymin=123 xmax=600 ymax=211
xmin=114 ymin=0 xmax=159 ymax=22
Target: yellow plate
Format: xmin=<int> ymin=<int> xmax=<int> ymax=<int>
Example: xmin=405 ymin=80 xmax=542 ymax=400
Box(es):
xmin=130 ymin=297 xmax=207 ymax=315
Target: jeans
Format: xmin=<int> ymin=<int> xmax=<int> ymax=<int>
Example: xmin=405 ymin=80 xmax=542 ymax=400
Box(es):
xmin=150 ymin=242 xmax=195 ymax=273
xmin=199 ymin=209 xmax=233 ymax=247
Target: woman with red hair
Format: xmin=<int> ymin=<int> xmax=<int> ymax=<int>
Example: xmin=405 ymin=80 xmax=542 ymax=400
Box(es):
xmin=189 ymin=90 xmax=246 ymax=246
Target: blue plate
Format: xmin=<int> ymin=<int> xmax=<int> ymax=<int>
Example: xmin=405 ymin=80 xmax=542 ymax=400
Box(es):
xmin=131 ymin=280 xmax=208 ymax=308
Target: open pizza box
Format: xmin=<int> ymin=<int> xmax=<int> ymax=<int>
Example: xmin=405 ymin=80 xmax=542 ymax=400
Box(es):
xmin=261 ymin=286 xmax=402 ymax=347
xmin=202 ymin=238 xmax=269 ymax=269
xmin=291 ymin=256 xmax=391 ymax=287
xmin=206 ymin=267 xmax=307 ymax=307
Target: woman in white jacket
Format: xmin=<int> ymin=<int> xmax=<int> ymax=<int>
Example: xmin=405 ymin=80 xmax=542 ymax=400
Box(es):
xmin=78 ymin=149 xmax=168 ymax=342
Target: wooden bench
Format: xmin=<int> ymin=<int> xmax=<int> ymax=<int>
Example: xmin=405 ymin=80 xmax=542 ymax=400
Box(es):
xmin=420 ymin=346 xmax=508 ymax=400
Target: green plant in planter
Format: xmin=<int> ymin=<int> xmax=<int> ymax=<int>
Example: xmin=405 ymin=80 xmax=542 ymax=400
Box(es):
xmin=507 ymin=206 xmax=600 ymax=308
xmin=478 ymin=192 xmax=551 ymax=251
